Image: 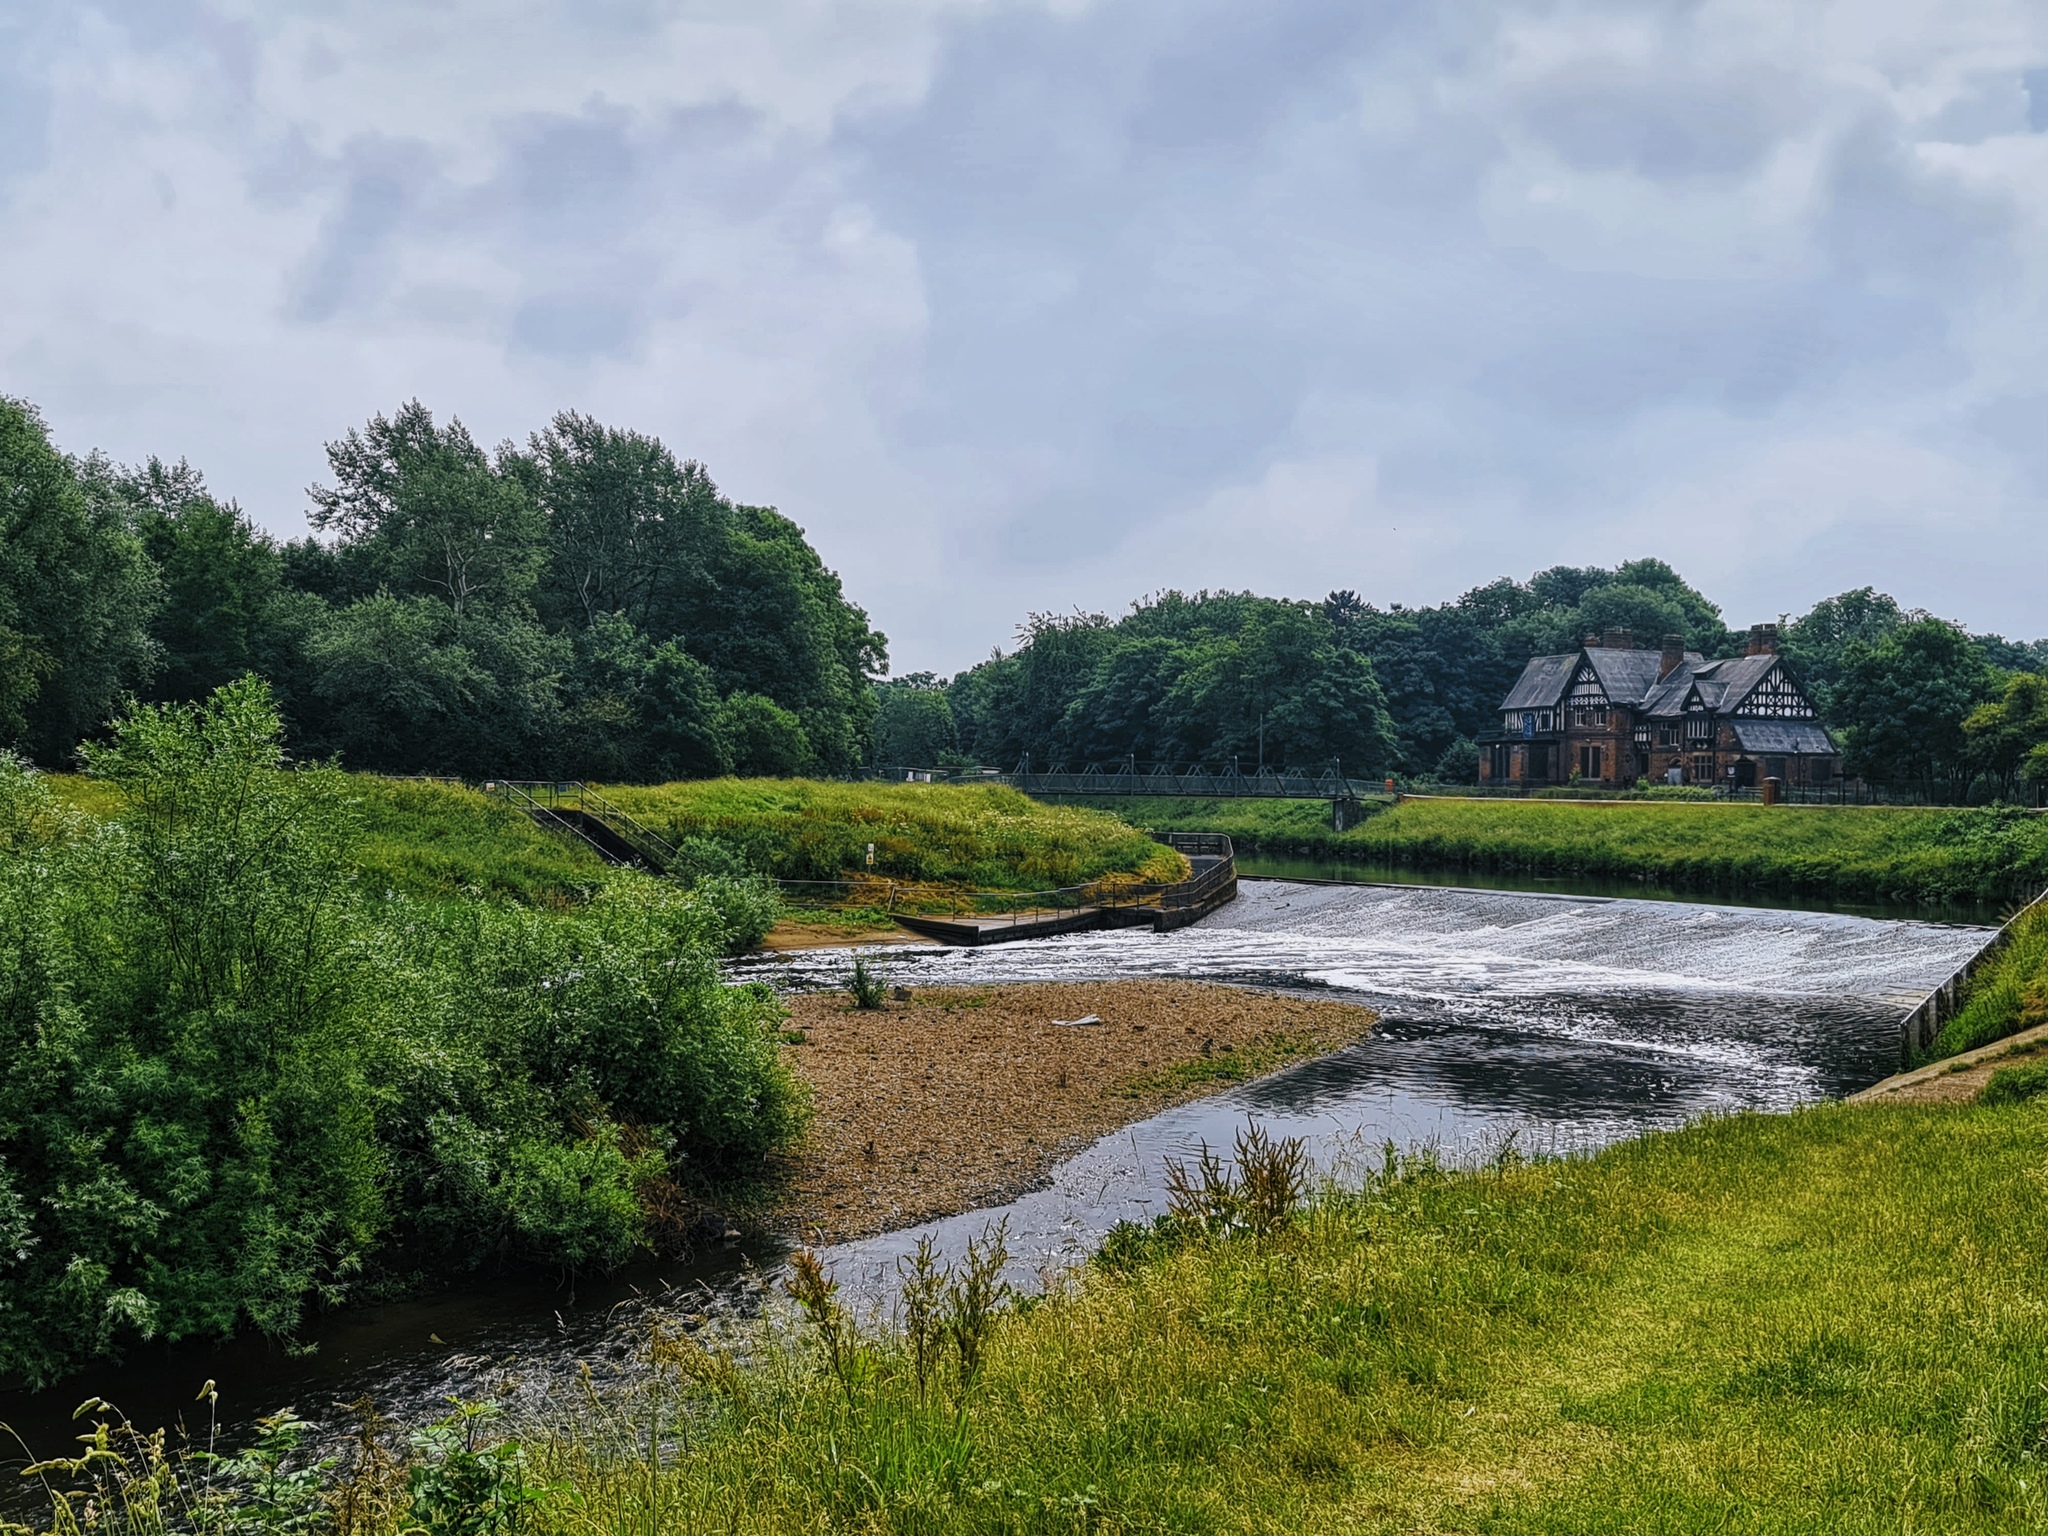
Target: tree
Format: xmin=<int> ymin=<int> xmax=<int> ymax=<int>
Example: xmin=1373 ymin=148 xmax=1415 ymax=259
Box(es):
xmin=308 ymin=401 xmax=544 ymax=622
xmin=125 ymin=460 xmax=290 ymax=703
xmin=715 ymin=693 xmax=812 ymax=776
xmin=871 ymin=674 xmax=960 ymax=767
xmin=0 ymin=400 xmax=160 ymax=760
xmin=1832 ymin=620 xmax=1994 ymax=798
xmin=1782 ymin=588 xmax=1906 ymax=713
xmin=1964 ymin=672 xmax=2048 ymax=804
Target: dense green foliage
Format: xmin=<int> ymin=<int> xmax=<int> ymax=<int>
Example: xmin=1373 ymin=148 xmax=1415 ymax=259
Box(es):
xmin=111 ymin=1100 xmax=2048 ymax=1533
xmin=0 ymin=397 xmax=882 ymax=780
xmin=0 ymin=682 xmax=804 ymax=1386
xmin=936 ymin=563 xmax=2048 ymax=799
xmin=599 ymin=779 xmax=1187 ymax=889
xmin=0 ymin=400 xmax=160 ymax=761
xmin=1087 ymin=794 xmax=2048 ymax=905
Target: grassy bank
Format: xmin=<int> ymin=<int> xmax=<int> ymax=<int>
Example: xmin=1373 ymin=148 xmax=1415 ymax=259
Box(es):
xmin=602 ymin=778 xmax=1184 ymax=889
xmin=1075 ymin=793 xmax=2048 ymax=905
xmin=63 ymin=1100 xmax=2048 ymax=1532
xmin=48 ymin=773 xmax=612 ymax=906
xmin=1929 ymin=900 xmax=2048 ymax=1059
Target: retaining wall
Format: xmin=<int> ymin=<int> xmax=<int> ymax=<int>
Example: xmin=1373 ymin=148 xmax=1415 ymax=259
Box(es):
xmin=1899 ymin=886 xmax=2048 ymax=1063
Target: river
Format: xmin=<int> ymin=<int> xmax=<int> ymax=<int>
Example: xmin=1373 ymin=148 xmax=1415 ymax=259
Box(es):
xmin=0 ymin=877 xmax=1993 ymax=1461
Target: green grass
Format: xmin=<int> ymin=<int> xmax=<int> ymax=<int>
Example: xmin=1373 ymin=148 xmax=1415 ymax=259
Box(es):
xmin=600 ymin=778 xmax=1185 ymax=890
xmin=45 ymin=772 xmax=610 ymax=906
xmin=1929 ymin=901 xmax=2048 ymax=1058
xmin=1078 ymin=794 xmax=2048 ymax=905
xmin=404 ymin=1102 xmax=2048 ymax=1532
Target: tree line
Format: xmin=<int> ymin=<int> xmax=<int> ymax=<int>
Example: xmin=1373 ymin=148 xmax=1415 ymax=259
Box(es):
xmin=1 ymin=396 xmax=883 ymax=779
xmin=6 ymin=385 xmax=2043 ymax=803
xmin=873 ymin=562 xmax=2048 ymax=804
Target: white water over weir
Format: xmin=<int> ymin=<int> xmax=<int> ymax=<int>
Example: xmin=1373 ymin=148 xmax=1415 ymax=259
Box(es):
xmin=754 ymin=881 xmax=1990 ymax=1301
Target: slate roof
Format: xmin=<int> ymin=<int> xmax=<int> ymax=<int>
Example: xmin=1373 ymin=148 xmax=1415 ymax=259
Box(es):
xmin=1731 ymin=719 xmax=1836 ymax=755
xmin=1499 ymin=646 xmax=1833 ymax=750
xmin=1583 ymin=647 xmax=1669 ymax=702
xmin=1500 ymin=653 xmax=1578 ymax=710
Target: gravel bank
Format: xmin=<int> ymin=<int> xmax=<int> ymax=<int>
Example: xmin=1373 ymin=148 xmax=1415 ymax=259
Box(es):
xmin=764 ymin=979 xmax=1375 ymax=1242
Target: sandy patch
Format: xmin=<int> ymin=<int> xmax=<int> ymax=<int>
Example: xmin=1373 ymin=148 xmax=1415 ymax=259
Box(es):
xmin=755 ymin=921 xmax=938 ymax=952
xmin=762 ymin=979 xmax=1374 ymax=1243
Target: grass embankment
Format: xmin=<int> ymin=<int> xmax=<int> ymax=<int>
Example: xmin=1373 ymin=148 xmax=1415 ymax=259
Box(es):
xmin=47 ymin=773 xmax=611 ymax=906
xmin=1928 ymin=900 xmax=2048 ymax=1060
xmin=537 ymin=1104 xmax=2048 ymax=1529
xmin=603 ymin=778 xmax=1185 ymax=892
xmin=94 ymin=1100 xmax=2044 ymax=1532
xmin=1081 ymin=794 xmax=2048 ymax=905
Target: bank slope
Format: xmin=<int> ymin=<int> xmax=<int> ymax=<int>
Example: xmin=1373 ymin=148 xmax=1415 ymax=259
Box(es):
xmin=1077 ymin=793 xmax=2048 ymax=905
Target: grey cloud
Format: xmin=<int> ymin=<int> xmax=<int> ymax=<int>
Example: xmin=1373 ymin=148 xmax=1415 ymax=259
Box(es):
xmin=1515 ymin=63 xmax=1803 ymax=179
xmin=290 ymin=138 xmax=440 ymax=322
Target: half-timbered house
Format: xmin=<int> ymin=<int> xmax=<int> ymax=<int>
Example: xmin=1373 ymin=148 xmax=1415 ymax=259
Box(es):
xmin=1477 ymin=624 xmax=1839 ymax=791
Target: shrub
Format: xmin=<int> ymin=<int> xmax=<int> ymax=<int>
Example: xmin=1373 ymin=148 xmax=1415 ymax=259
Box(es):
xmin=0 ymin=679 xmax=807 ymax=1385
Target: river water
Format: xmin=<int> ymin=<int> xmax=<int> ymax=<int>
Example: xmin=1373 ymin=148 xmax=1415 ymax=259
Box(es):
xmin=0 ymin=879 xmax=1992 ymax=1460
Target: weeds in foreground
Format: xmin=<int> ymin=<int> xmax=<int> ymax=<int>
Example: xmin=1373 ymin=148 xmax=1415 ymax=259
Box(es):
xmin=1164 ymin=1122 xmax=1310 ymax=1240
xmin=844 ymin=953 xmax=887 ymax=1010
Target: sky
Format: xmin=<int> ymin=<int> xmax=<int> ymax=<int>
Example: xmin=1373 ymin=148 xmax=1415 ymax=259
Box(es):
xmin=4 ymin=0 xmax=2047 ymax=674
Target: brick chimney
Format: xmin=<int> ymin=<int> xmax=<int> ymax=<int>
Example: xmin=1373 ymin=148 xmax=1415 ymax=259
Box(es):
xmin=1584 ymin=633 xmax=1603 ymax=648
xmin=1745 ymin=623 xmax=1780 ymax=657
xmin=1602 ymin=627 xmax=1636 ymax=651
xmin=1659 ymin=634 xmax=1685 ymax=680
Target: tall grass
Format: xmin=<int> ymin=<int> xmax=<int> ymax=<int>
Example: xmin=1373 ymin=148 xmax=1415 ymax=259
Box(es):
xmin=34 ymin=1102 xmax=2048 ymax=1533
xmin=600 ymin=778 xmax=1185 ymax=889
xmin=1086 ymin=793 xmax=2048 ymax=905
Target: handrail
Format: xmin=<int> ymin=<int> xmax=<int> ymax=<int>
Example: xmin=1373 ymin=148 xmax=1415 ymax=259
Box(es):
xmin=487 ymin=780 xmax=680 ymax=873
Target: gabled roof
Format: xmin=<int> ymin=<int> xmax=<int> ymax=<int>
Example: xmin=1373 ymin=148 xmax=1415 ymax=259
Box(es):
xmin=1689 ymin=654 xmax=1781 ymax=712
xmin=1501 ymin=653 xmax=1577 ymax=711
xmin=1503 ymin=646 xmax=1820 ymax=723
xmin=1731 ymin=719 xmax=1835 ymax=755
xmin=1582 ymin=648 xmax=1669 ymax=704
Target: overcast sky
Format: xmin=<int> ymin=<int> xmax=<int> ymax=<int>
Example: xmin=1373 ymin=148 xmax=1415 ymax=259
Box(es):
xmin=5 ymin=1 xmax=2047 ymax=672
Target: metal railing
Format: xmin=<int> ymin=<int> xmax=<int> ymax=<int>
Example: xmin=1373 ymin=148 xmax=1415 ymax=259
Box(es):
xmin=484 ymin=780 xmax=680 ymax=871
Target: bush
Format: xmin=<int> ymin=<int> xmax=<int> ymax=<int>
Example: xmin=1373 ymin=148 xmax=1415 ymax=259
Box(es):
xmin=0 ymin=679 xmax=806 ymax=1385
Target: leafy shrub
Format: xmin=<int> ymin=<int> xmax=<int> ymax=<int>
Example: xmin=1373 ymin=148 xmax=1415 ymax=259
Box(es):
xmin=0 ymin=679 xmax=805 ymax=1385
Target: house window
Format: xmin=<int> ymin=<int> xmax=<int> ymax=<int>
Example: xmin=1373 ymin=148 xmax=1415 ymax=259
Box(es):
xmin=1489 ymin=744 xmax=1513 ymax=781
xmin=1578 ymin=745 xmax=1603 ymax=780
xmin=1657 ymin=724 xmax=1680 ymax=747
xmin=1686 ymin=713 xmax=1713 ymax=742
xmin=1633 ymin=726 xmax=1651 ymax=746
xmin=1688 ymin=753 xmax=1714 ymax=783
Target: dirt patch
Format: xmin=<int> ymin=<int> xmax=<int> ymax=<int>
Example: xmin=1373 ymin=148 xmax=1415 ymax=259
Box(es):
xmin=1856 ymin=1031 xmax=2048 ymax=1105
xmin=761 ymin=979 xmax=1374 ymax=1243
xmin=755 ymin=920 xmax=938 ymax=952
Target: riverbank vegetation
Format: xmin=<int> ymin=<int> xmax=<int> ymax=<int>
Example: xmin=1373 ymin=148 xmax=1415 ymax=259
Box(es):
xmin=600 ymin=778 xmax=1185 ymax=890
xmin=0 ymin=681 xmax=802 ymax=1387
xmin=40 ymin=1099 xmax=2048 ymax=1532
xmin=1081 ymin=793 xmax=2048 ymax=905
xmin=1926 ymin=900 xmax=2048 ymax=1060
